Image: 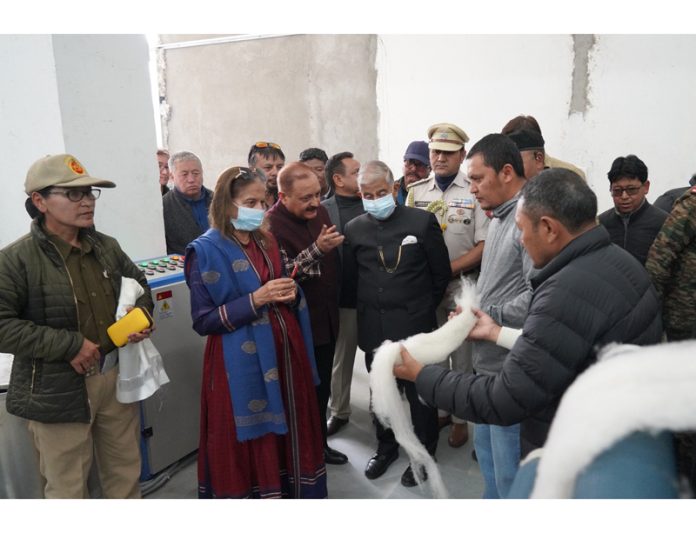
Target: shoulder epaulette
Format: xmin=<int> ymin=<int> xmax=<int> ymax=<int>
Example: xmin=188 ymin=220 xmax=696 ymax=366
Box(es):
xmin=406 ymin=176 xmax=432 ymax=189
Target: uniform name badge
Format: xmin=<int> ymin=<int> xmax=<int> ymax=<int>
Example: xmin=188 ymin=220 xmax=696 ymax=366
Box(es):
xmin=448 ymin=198 xmax=475 ymax=209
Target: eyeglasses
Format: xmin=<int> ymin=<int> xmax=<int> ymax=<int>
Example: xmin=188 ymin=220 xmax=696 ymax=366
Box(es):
xmin=404 ymin=159 xmax=428 ymax=169
xmin=254 ymin=141 xmax=282 ymax=150
xmin=47 ymin=188 xmax=102 ymax=201
xmin=610 ymin=185 xmax=642 ymax=197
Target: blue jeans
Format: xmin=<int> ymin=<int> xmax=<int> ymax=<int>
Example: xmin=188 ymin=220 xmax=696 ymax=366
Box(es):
xmin=474 ymin=423 xmax=521 ymax=499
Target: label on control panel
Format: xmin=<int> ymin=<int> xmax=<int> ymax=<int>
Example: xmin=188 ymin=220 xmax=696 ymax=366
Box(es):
xmin=155 ymin=290 xmax=174 ymax=320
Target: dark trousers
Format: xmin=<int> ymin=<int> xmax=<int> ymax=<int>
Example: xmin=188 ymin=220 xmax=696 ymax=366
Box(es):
xmin=365 ymin=350 xmax=438 ymax=457
xmin=314 ymin=340 xmax=336 ymax=446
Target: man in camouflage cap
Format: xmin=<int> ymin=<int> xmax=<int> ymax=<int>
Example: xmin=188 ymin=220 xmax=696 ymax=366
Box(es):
xmin=646 ymin=184 xmax=696 ymax=341
xmin=407 ymin=123 xmax=489 ymax=448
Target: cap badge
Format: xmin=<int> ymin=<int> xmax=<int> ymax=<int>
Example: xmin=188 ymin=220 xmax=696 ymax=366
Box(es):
xmin=66 ymin=156 xmax=85 ymax=175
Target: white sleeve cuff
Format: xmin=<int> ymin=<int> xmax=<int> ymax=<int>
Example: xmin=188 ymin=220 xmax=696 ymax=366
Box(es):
xmin=496 ymin=326 xmax=522 ymax=350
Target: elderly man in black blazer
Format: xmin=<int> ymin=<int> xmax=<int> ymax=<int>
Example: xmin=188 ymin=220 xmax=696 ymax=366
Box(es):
xmin=343 ymin=160 xmax=451 ymax=486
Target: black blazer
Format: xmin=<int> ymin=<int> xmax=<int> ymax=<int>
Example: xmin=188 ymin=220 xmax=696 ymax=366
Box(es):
xmin=344 ymin=205 xmax=451 ymax=353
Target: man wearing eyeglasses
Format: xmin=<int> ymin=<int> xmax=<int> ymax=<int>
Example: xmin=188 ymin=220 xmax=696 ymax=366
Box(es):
xmin=598 ymin=155 xmax=668 ymax=265
xmin=395 ymin=141 xmax=431 ymax=206
xmin=0 ymin=154 xmax=153 ymax=498
xmin=248 ymin=141 xmax=285 ymax=206
xmin=267 ymin=162 xmax=349 ymax=466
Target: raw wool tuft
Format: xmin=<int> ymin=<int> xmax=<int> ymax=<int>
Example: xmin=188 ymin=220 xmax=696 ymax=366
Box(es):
xmin=531 ymin=340 xmax=696 ymax=498
xmin=369 ymin=280 xmax=478 ymax=498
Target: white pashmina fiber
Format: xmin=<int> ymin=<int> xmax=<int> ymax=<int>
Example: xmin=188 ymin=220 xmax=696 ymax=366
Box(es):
xmin=531 ymin=340 xmax=696 ymax=498
xmin=369 ymin=281 xmax=477 ymax=498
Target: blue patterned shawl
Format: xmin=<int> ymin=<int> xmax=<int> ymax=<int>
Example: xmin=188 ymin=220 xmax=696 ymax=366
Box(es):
xmin=189 ymin=228 xmax=318 ymax=441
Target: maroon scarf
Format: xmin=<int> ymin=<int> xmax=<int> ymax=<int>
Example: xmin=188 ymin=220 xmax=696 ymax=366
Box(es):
xmin=266 ymin=201 xmax=339 ymax=345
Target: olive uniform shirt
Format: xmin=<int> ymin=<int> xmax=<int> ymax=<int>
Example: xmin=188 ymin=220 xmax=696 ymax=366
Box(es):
xmin=47 ymin=230 xmax=118 ymax=356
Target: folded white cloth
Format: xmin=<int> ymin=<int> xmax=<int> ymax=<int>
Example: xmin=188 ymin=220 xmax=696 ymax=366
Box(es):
xmin=115 ymin=278 xmax=169 ymax=403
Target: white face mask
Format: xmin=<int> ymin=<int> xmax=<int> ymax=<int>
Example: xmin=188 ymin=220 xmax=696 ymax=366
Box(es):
xmin=230 ymin=204 xmax=265 ymax=231
xmin=362 ymin=194 xmax=396 ymax=220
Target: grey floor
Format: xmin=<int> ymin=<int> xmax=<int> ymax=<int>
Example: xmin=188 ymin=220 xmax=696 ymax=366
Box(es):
xmin=145 ymin=349 xmax=484 ymax=499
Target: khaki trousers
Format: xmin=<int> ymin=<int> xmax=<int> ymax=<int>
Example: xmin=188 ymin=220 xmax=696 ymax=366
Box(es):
xmin=28 ymin=366 xmax=141 ymax=499
xmin=436 ymin=278 xmax=473 ymax=424
xmin=328 ymin=307 xmax=359 ymax=419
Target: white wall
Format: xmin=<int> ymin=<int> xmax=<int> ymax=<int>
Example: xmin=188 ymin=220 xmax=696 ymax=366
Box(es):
xmin=0 ymin=35 xmax=165 ymax=259
xmin=376 ymin=35 xmax=696 ymax=213
xmin=0 ymin=35 xmax=66 ymax=248
xmin=159 ymin=34 xmax=379 ymax=188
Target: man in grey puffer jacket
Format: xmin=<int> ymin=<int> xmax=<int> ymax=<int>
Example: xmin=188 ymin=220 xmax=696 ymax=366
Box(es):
xmin=395 ymin=169 xmax=662 ymax=467
xmin=0 ymin=154 xmax=153 ymax=498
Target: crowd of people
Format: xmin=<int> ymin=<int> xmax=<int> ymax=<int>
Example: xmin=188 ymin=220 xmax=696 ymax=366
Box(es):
xmin=1 ymin=113 xmax=694 ymax=499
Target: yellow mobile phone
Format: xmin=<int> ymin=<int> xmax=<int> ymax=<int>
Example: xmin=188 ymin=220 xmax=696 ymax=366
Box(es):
xmin=107 ymin=307 xmax=154 ymax=347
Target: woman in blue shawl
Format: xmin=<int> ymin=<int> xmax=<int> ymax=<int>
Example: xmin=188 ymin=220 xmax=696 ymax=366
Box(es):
xmin=185 ymin=166 xmax=326 ymax=498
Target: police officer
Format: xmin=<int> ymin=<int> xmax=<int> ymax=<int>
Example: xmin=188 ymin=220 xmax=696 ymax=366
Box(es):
xmin=407 ymin=122 xmax=489 ymax=448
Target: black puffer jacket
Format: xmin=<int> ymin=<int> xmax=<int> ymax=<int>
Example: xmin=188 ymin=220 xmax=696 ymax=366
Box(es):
xmin=598 ymin=200 xmax=668 ymax=265
xmin=0 ymin=220 xmax=153 ymax=423
xmin=416 ymin=225 xmax=662 ymax=456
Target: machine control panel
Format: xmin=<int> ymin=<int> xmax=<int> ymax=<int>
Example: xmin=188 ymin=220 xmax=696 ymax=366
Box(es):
xmin=136 ymin=255 xmax=185 ymax=278
xmin=134 ymin=255 xmax=186 ymax=289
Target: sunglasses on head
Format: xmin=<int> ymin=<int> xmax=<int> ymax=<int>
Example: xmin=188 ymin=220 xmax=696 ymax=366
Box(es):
xmin=232 ymin=167 xmax=256 ymax=181
xmin=254 ymin=141 xmax=282 ymax=150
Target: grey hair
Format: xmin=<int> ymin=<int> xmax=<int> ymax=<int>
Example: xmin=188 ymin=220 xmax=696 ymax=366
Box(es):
xmin=169 ymin=151 xmax=202 ymax=174
xmin=358 ymin=160 xmax=394 ymax=188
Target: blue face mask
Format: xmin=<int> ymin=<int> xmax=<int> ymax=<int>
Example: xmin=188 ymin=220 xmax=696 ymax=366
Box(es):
xmin=231 ymin=205 xmax=265 ymax=231
xmin=362 ymin=194 xmax=396 ymax=220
